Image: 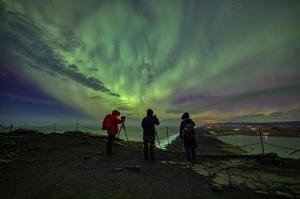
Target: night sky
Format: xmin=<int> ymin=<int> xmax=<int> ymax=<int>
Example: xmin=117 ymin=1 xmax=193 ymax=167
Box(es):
xmin=0 ymin=0 xmax=300 ymax=124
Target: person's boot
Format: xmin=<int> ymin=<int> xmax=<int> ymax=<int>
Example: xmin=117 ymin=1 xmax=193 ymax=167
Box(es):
xmin=150 ymin=146 xmax=155 ymax=161
xmin=149 ymin=154 xmax=155 ymax=161
xmin=144 ymin=149 xmax=148 ymax=160
xmin=106 ymin=146 xmax=113 ymax=155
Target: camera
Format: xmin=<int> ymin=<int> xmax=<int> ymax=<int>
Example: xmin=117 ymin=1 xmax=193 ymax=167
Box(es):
xmin=121 ymin=116 xmax=126 ymax=120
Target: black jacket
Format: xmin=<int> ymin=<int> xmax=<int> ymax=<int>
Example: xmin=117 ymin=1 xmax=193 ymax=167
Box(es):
xmin=141 ymin=116 xmax=160 ymax=139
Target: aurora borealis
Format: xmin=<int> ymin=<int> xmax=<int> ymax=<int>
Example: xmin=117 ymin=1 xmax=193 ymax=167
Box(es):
xmin=0 ymin=0 xmax=300 ymax=124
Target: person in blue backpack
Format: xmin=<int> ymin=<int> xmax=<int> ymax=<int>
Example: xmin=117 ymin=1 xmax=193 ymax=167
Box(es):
xmin=180 ymin=112 xmax=197 ymax=162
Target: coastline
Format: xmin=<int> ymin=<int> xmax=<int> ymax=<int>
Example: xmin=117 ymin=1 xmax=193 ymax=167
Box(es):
xmin=167 ymin=128 xmax=247 ymax=155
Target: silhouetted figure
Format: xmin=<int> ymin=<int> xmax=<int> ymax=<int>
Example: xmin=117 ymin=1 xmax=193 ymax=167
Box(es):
xmin=102 ymin=110 xmax=125 ymax=155
xmin=9 ymin=124 xmax=13 ymax=132
xmin=180 ymin=112 xmax=197 ymax=162
xmin=141 ymin=109 xmax=160 ymax=161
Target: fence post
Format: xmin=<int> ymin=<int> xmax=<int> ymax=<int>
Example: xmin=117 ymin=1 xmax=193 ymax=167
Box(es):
xmin=76 ymin=122 xmax=79 ymax=131
xmin=259 ymin=128 xmax=265 ymax=155
xmin=166 ymin=126 xmax=169 ymax=146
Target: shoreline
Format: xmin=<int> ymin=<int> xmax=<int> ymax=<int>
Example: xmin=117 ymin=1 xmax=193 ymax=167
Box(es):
xmin=207 ymin=129 xmax=300 ymax=138
xmin=167 ymin=128 xmax=247 ymax=155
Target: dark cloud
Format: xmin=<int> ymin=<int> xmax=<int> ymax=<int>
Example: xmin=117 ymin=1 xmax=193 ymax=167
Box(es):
xmin=1 ymin=8 xmax=120 ymax=97
xmin=269 ymin=112 xmax=283 ymax=117
xmin=170 ymin=93 xmax=217 ymax=105
xmin=233 ymin=114 xmax=267 ymax=119
xmin=165 ymin=108 xmax=198 ymax=114
xmin=87 ymin=96 xmax=101 ymax=100
xmin=170 ymin=84 xmax=300 ymax=114
xmin=0 ymin=92 xmax=57 ymax=105
xmin=88 ymin=67 xmax=98 ymax=72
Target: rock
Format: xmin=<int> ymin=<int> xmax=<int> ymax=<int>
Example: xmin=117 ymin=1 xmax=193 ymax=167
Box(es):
xmin=212 ymin=172 xmax=230 ymax=186
xmin=26 ymin=159 xmax=34 ymax=164
xmin=211 ymin=183 xmax=224 ymax=192
xmin=258 ymin=172 xmax=297 ymax=184
xmin=124 ymin=165 xmax=141 ymax=172
xmin=246 ymin=182 xmax=267 ymax=191
xmin=5 ymin=152 xmax=16 ymax=159
xmin=230 ymin=175 xmax=245 ymax=187
xmin=257 ymin=153 xmax=282 ymax=165
xmin=84 ymin=155 xmax=91 ymax=159
xmin=113 ymin=168 xmax=124 ymax=172
xmin=0 ymin=158 xmax=13 ymax=164
xmin=181 ymin=165 xmax=191 ymax=169
xmin=112 ymin=166 xmax=141 ymax=172
xmin=192 ymin=164 xmax=210 ymax=174
xmin=275 ymin=191 xmax=293 ymax=198
xmin=4 ymin=143 xmax=16 ymax=149
xmin=192 ymin=166 xmax=210 ymax=177
xmin=290 ymin=184 xmax=300 ymax=195
xmin=255 ymin=191 xmax=269 ymax=195
xmin=96 ymin=152 xmax=102 ymax=155
xmin=217 ymin=159 xmax=243 ymax=170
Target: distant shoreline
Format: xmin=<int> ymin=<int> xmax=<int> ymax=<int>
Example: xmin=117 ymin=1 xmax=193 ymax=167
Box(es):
xmin=207 ymin=129 xmax=300 ymax=138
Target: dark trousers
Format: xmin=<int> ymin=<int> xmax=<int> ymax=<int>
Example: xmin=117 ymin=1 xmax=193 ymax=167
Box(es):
xmin=106 ymin=135 xmax=115 ymax=155
xmin=144 ymin=140 xmax=154 ymax=160
xmin=184 ymin=137 xmax=196 ymax=161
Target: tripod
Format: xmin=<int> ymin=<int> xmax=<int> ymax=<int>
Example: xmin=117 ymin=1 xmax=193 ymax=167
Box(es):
xmin=116 ymin=122 xmax=129 ymax=142
xmin=155 ymin=129 xmax=161 ymax=148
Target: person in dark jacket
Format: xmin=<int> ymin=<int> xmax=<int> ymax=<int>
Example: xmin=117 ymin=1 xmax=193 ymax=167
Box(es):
xmin=180 ymin=112 xmax=197 ymax=162
xmin=104 ymin=110 xmax=125 ymax=155
xmin=141 ymin=109 xmax=160 ymax=160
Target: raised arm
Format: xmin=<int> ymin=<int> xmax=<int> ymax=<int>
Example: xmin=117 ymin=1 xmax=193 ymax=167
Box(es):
xmin=141 ymin=118 xmax=145 ymax=129
xmin=192 ymin=120 xmax=195 ymax=127
xmin=114 ymin=117 xmax=124 ymax=125
xmin=154 ymin=116 xmax=160 ymax=126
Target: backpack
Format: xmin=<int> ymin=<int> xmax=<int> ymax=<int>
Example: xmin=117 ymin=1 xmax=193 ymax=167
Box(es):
xmin=183 ymin=122 xmax=195 ymax=138
xmin=102 ymin=114 xmax=112 ymax=130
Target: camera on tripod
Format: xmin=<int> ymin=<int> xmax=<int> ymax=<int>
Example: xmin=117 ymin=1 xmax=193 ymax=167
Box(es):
xmin=116 ymin=116 xmax=128 ymax=142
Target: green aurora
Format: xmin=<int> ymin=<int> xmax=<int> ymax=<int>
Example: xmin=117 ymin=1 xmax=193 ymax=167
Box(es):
xmin=1 ymin=0 xmax=300 ymax=123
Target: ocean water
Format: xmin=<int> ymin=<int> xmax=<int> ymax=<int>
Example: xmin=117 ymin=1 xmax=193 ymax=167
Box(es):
xmin=218 ymin=134 xmax=300 ymax=159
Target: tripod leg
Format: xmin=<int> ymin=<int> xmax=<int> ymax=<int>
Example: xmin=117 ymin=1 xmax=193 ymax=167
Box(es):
xmin=155 ymin=131 xmax=161 ymax=148
xmin=115 ymin=125 xmax=123 ymax=146
xmin=123 ymin=126 xmax=129 ymax=141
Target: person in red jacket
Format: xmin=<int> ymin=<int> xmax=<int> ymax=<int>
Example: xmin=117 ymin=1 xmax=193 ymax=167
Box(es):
xmin=103 ymin=110 xmax=125 ymax=155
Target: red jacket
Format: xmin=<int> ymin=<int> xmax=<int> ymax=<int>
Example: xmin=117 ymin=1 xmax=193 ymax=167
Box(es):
xmin=107 ymin=110 xmax=123 ymax=136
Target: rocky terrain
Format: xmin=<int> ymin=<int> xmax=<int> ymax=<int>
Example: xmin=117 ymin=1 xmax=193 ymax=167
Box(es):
xmin=0 ymin=129 xmax=299 ymax=198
